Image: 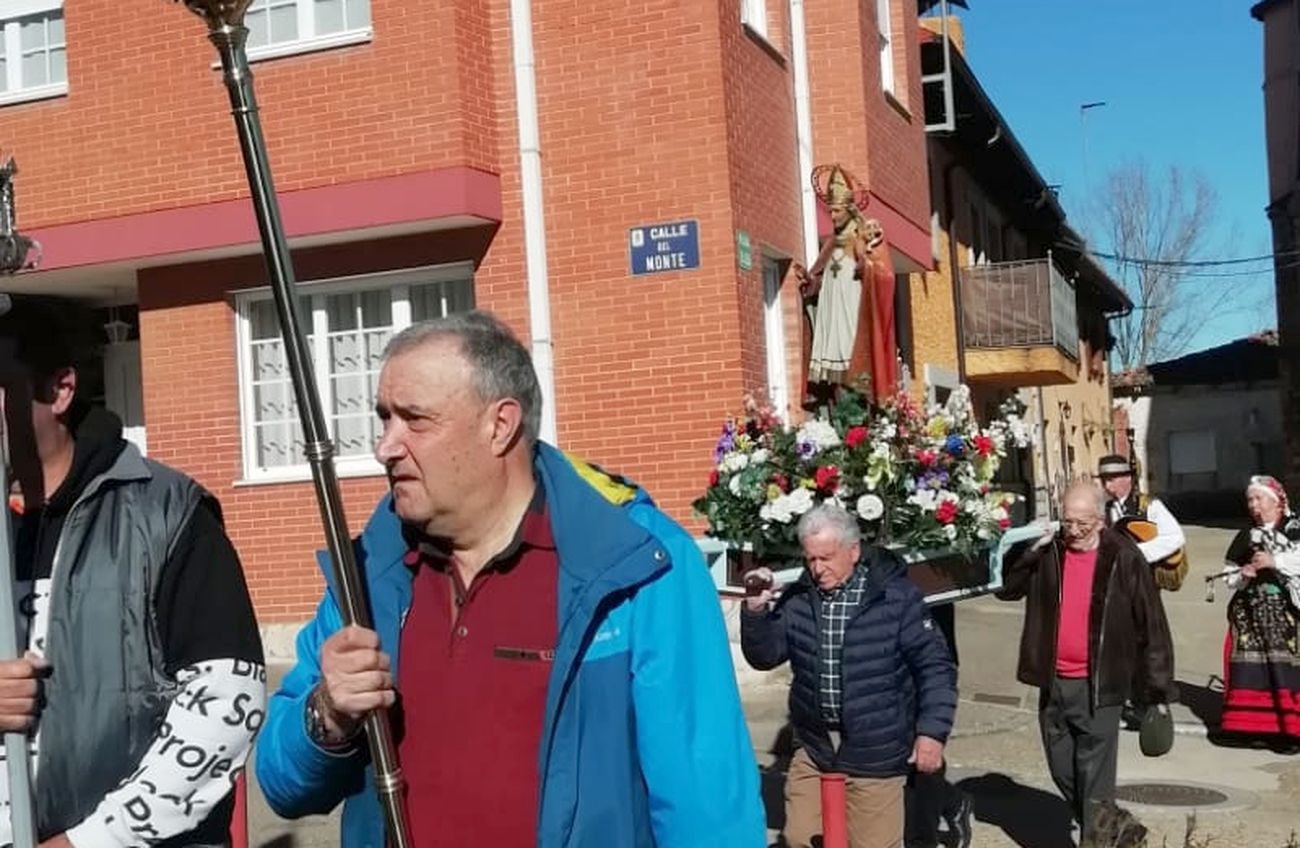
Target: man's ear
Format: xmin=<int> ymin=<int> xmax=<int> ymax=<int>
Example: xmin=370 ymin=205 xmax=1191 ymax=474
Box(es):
xmin=486 ymin=397 xmax=526 ymax=457
xmin=46 ymin=367 xmax=76 ymax=417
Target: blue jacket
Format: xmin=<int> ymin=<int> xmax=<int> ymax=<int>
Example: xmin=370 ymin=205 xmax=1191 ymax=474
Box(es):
xmin=739 ymin=548 xmax=957 ymax=778
xmin=255 ymin=444 xmax=767 ymax=847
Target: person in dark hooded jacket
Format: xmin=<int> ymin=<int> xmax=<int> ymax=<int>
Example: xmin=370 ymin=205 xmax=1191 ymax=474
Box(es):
xmin=741 ymin=503 xmax=957 ymax=848
xmin=997 ymin=481 xmax=1174 ymax=842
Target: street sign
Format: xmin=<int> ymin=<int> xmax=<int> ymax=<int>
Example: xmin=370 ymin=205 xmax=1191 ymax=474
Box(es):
xmin=629 ymin=219 xmax=700 ymax=276
xmin=736 ymin=229 xmax=752 ymax=271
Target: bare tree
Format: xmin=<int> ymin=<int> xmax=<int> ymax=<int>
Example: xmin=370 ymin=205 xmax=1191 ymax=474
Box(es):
xmin=1088 ymin=162 xmax=1247 ymax=370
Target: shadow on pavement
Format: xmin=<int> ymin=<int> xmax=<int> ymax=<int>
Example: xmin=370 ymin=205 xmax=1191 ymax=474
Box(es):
xmin=760 ymin=723 xmax=796 ymax=834
xmin=1176 ymin=676 xmax=1223 ymax=731
xmin=954 ymin=773 xmax=1074 ymax=848
xmin=256 ymin=837 xmax=295 ymax=848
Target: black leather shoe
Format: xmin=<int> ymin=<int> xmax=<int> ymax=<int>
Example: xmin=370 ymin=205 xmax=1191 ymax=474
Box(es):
xmin=944 ymin=794 xmax=974 ymax=848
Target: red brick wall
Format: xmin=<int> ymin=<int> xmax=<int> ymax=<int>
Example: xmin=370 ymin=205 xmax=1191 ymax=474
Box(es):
xmin=805 ymin=0 xmax=930 ymax=234
xmin=29 ymin=0 xmax=923 ymax=623
xmin=722 ymin=2 xmax=805 ymax=416
xmin=0 ymin=0 xmax=495 ymax=231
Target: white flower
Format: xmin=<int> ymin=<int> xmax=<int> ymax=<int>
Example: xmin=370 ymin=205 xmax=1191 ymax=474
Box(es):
xmin=796 ymin=419 xmax=841 ymax=454
xmin=760 ymin=487 xmax=816 ymax=525
xmin=908 ymin=489 xmax=938 ymax=512
xmin=721 ymin=452 xmax=750 ymax=473
xmin=750 ymin=448 xmax=770 ymax=465
xmin=856 ymin=494 xmax=884 ymax=521
xmin=788 ymin=487 xmax=816 ymax=516
xmin=728 ymin=475 xmax=744 ymax=496
xmin=992 ymin=506 xmax=1009 ymax=523
xmin=943 ymin=524 xmax=959 ymax=541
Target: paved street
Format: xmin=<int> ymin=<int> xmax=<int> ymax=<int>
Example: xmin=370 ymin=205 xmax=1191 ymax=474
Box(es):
xmin=246 ymin=524 xmax=1300 ymax=846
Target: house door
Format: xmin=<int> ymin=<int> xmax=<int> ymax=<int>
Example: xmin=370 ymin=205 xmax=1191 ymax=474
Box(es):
xmin=762 ymin=257 xmax=790 ymax=417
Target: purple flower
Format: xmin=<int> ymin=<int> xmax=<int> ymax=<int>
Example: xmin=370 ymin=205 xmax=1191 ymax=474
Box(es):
xmin=713 ymin=422 xmax=737 ymax=463
xmin=919 ymin=469 xmax=950 ymax=490
xmin=797 ymin=440 xmax=817 ymax=460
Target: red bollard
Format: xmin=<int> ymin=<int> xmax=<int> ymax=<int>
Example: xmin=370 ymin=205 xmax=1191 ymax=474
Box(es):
xmin=820 ymin=772 xmax=849 ymax=848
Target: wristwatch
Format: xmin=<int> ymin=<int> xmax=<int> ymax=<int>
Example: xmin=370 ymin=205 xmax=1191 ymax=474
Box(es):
xmin=306 ymin=686 xmax=360 ymax=751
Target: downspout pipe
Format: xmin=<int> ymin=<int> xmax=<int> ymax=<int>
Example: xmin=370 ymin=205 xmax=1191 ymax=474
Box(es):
xmin=942 ymin=158 xmax=966 ymax=383
xmin=509 ymin=0 xmax=558 ymax=444
xmin=790 ymin=0 xmax=820 ymax=270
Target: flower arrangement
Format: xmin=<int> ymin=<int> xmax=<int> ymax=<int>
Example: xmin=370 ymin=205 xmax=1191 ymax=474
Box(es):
xmin=693 ymin=385 xmax=1033 ymax=559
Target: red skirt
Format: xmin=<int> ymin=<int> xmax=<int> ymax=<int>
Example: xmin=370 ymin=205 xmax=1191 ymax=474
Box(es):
xmin=1221 ymin=583 xmax=1300 ymax=739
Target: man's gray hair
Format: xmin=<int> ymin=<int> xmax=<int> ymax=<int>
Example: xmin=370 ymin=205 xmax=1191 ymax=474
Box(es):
xmin=383 ymin=310 xmax=543 ymax=445
xmin=1063 ymin=481 xmax=1107 ymax=518
xmin=797 ymin=503 xmax=862 ymax=548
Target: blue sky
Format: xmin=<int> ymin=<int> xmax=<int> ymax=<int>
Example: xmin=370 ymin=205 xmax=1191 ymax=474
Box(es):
xmin=956 ymin=1 xmax=1276 ymax=354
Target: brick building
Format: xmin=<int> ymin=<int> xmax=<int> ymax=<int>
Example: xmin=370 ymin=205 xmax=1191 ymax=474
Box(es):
xmin=2 ymin=0 xmax=934 ymax=627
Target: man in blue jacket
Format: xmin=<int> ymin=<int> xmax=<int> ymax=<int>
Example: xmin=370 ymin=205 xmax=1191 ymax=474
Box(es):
xmin=255 ymin=311 xmax=765 ymax=847
xmin=741 ymin=504 xmax=957 ymax=848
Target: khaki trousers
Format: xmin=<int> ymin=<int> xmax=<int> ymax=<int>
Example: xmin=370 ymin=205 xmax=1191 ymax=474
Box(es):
xmin=784 ymin=747 xmax=905 ymax=848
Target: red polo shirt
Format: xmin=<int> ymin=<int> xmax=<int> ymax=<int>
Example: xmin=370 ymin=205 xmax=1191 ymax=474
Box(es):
xmin=397 ymin=485 xmax=557 ymax=847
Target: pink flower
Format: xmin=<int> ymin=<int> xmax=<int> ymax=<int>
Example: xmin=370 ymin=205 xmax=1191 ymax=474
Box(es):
xmin=936 ymin=500 xmax=959 ymax=525
xmin=815 ymin=465 xmax=840 ymax=493
xmin=998 ymin=517 xmax=1012 ymax=529
xmin=845 ymin=426 xmax=870 ymax=449
xmin=916 ymin=449 xmax=938 ymax=467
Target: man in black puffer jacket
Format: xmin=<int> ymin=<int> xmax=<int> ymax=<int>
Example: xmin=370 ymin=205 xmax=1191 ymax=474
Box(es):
xmin=742 ymin=504 xmax=957 ymax=848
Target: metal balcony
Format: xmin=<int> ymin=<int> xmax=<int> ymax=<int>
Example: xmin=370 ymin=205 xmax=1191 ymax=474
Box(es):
xmin=961 ymin=256 xmax=1081 ymax=386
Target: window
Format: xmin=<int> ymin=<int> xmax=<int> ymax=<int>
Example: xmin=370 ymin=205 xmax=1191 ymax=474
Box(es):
xmin=740 ymin=0 xmax=767 ymax=39
xmin=1169 ymin=429 xmax=1216 ymax=475
xmin=235 ymin=265 xmax=474 ymax=482
xmin=0 ymin=1 xmax=66 ymax=105
xmin=244 ymin=0 xmax=371 ymax=61
xmin=876 ymin=0 xmax=895 ymax=95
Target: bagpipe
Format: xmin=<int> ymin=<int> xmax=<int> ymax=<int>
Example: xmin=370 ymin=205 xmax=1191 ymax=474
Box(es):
xmin=1114 ymin=515 xmax=1190 ymax=592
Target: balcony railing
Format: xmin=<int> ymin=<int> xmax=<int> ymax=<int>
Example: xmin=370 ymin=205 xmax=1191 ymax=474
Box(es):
xmin=961 ymin=257 xmax=1079 ymax=361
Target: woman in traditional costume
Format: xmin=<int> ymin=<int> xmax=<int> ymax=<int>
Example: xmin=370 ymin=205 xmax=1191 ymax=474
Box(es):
xmin=1220 ymin=475 xmax=1300 ymax=747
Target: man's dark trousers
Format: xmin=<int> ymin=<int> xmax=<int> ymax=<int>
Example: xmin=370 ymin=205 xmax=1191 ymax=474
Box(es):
xmin=1039 ymin=676 xmax=1121 ymax=836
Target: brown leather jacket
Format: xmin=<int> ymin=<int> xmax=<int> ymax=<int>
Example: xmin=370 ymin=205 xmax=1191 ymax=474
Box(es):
xmin=997 ymin=528 xmax=1175 ymax=708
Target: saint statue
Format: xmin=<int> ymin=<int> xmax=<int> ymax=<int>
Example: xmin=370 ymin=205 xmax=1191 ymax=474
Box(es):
xmin=799 ymin=164 xmax=898 ymax=405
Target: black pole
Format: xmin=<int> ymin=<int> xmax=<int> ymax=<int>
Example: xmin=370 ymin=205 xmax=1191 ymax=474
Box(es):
xmin=174 ymin=5 xmax=411 ymax=844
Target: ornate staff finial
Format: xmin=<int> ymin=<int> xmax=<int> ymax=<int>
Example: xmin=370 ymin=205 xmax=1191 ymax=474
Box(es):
xmin=0 ymin=157 xmax=37 ymax=275
xmin=171 ymin=0 xmax=255 ymax=29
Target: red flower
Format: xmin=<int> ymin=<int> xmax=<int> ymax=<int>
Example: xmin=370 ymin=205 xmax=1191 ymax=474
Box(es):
xmin=973 ymin=435 xmax=995 ymax=457
xmin=815 ymin=465 xmax=840 ymax=493
xmin=708 ymin=469 xmax=720 ymax=488
xmin=845 ymin=426 xmax=870 ymax=449
xmin=773 ymin=473 xmax=790 ymax=492
xmin=916 ymin=449 xmax=937 ymax=467
xmin=936 ymin=500 xmax=959 ymax=525
xmin=998 ymin=517 xmax=1012 ymax=529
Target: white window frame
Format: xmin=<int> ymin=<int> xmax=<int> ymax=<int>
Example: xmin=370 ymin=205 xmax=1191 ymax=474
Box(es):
xmin=740 ymin=0 xmax=767 ymax=40
xmin=233 ymin=263 xmax=474 ymax=485
xmin=761 ymin=256 xmax=789 ymax=420
xmin=0 ymin=0 xmax=66 ymax=107
xmin=242 ymin=0 xmax=373 ymax=64
xmin=876 ymin=0 xmax=895 ymax=95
